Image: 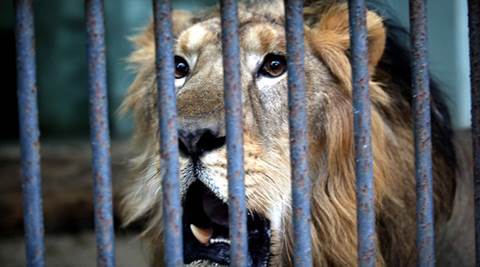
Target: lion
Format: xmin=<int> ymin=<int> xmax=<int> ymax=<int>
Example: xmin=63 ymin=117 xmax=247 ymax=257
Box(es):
xmin=120 ymin=0 xmax=474 ymax=266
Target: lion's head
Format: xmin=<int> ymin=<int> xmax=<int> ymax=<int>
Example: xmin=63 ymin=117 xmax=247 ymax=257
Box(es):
xmin=121 ymin=1 xmax=457 ymax=266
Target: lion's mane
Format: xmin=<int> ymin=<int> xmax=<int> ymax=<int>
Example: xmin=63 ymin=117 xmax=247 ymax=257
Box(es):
xmin=121 ymin=1 xmax=458 ymax=266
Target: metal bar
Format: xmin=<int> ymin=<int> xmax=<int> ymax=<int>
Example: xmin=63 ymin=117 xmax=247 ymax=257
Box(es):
xmin=348 ymin=0 xmax=376 ymax=266
xmin=468 ymin=0 xmax=480 ymax=267
xmin=14 ymin=0 xmax=46 ymax=266
xmin=219 ymin=1 xmax=248 ymax=266
xmin=220 ymin=0 xmax=248 ymax=266
xmin=152 ymin=1 xmax=183 ymax=266
xmin=409 ymin=0 xmax=435 ymax=266
xmin=85 ymin=1 xmax=116 ymax=267
xmin=284 ymin=1 xmax=312 ymax=266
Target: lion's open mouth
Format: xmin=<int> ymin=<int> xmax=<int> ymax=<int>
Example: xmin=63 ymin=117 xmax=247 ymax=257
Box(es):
xmin=183 ymin=181 xmax=271 ymax=266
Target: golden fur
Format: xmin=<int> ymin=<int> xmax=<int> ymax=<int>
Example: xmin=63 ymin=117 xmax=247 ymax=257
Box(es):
xmin=121 ymin=1 xmax=469 ymax=266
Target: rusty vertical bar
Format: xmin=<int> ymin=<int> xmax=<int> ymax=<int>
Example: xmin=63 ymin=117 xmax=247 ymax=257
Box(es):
xmin=469 ymin=0 xmax=480 ymax=266
xmin=152 ymin=0 xmax=183 ymax=266
xmin=284 ymin=0 xmax=313 ymax=266
xmin=348 ymin=0 xmax=376 ymax=266
xmin=219 ymin=0 xmax=248 ymax=266
xmin=409 ymin=0 xmax=435 ymax=266
xmin=14 ymin=0 xmax=46 ymax=266
xmin=85 ymin=1 xmax=115 ymax=267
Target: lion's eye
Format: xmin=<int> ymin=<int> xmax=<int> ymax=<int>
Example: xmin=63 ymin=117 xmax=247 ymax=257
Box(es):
xmin=175 ymin=56 xmax=189 ymax=79
xmin=258 ymin=53 xmax=287 ymax=78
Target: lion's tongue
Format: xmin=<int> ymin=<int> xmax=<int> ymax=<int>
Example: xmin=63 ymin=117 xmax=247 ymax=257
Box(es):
xmin=190 ymin=224 xmax=213 ymax=245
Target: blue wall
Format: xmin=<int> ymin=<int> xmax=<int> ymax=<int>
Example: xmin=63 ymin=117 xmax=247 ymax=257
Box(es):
xmin=386 ymin=0 xmax=471 ymax=128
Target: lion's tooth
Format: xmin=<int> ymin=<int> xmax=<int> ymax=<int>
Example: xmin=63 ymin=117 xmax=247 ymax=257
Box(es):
xmin=190 ymin=224 xmax=213 ymax=245
xmin=209 ymin=238 xmax=230 ymax=245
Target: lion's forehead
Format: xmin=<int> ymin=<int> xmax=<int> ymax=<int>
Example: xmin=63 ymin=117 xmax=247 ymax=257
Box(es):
xmin=175 ymin=15 xmax=286 ymax=58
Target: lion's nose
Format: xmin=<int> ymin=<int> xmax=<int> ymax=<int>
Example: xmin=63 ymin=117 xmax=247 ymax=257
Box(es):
xmin=178 ymin=128 xmax=226 ymax=158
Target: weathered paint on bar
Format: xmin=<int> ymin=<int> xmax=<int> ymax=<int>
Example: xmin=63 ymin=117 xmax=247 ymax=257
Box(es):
xmin=14 ymin=0 xmax=46 ymax=266
xmin=468 ymin=0 xmax=480 ymax=267
xmin=409 ymin=0 xmax=435 ymax=266
xmin=348 ymin=0 xmax=376 ymax=266
xmin=284 ymin=1 xmax=313 ymax=266
xmin=152 ymin=0 xmax=184 ymax=266
xmin=85 ymin=0 xmax=116 ymax=267
xmin=219 ymin=0 xmax=248 ymax=266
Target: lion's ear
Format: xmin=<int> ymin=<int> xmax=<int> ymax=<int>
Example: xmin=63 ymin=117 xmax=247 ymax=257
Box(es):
xmin=307 ymin=4 xmax=386 ymax=79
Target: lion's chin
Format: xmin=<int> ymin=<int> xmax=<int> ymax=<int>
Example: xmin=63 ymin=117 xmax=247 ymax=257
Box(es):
xmin=182 ymin=180 xmax=271 ymax=267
